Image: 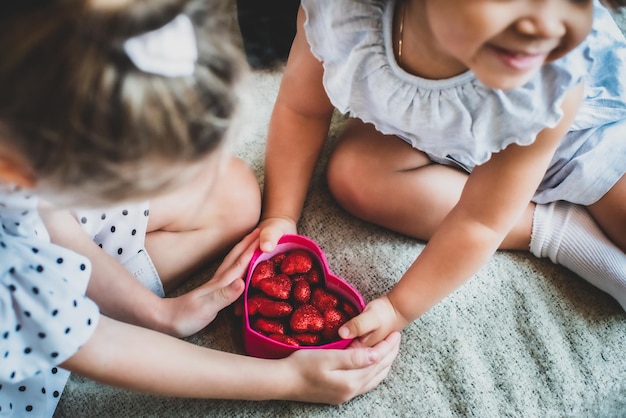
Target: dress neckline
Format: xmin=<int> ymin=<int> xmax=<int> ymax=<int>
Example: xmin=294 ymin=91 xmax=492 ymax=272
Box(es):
xmin=383 ymin=0 xmax=475 ymax=89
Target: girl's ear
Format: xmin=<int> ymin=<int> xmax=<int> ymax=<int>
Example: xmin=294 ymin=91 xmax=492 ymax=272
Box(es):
xmin=0 ymin=152 xmax=36 ymax=188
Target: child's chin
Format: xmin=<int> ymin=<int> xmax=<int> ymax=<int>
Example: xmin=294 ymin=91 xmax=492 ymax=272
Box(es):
xmin=477 ymin=72 xmax=537 ymax=91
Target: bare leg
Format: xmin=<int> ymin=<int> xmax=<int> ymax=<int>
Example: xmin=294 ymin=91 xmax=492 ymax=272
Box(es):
xmin=328 ymin=120 xmax=625 ymax=309
xmin=326 ymin=119 xmax=533 ymax=251
xmin=146 ymin=155 xmax=261 ymax=292
xmin=588 ymin=174 xmax=626 ymax=252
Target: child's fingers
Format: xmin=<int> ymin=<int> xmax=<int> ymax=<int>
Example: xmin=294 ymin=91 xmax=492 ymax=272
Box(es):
xmin=195 ymin=228 xmax=260 ymax=312
xmin=356 ymin=331 xmax=401 ymax=389
xmin=224 ymin=228 xmax=261 ymax=265
xmin=377 ymin=331 xmax=402 ymax=362
xmin=285 ymin=332 xmax=401 ymax=403
xmin=215 ymin=277 xmax=245 ymax=306
xmin=328 ymin=331 xmax=400 ymax=396
xmin=350 ymin=331 xmax=400 ymax=369
xmin=213 ymin=229 xmax=260 ymax=278
xmin=259 ymin=227 xmax=281 ymax=253
xmin=339 ymin=297 xmax=401 ymax=346
xmin=258 ymin=217 xmax=298 ymax=253
xmin=338 ymin=308 xmax=379 ymax=340
xmin=195 ymin=277 xmax=245 ymax=318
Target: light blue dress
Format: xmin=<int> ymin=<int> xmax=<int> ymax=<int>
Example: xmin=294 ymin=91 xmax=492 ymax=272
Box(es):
xmin=302 ymin=0 xmax=626 ymax=205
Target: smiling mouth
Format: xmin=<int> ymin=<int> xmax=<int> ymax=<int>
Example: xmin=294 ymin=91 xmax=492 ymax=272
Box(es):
xmin=489 ymin=45 xmax=547 ymax=71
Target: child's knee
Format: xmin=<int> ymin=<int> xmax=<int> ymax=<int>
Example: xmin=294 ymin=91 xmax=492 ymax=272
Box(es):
xmin=327 ymin=150 xmax=377 ymax=219
xmin=327 ymin=150 xmax=359 ymax=205
xmin=588 ymin=177 xmax=626 ymax=252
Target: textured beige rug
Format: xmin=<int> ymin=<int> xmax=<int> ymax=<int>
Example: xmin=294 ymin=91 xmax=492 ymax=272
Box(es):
xmin=55 ymin=10 xmax=626 ymax=418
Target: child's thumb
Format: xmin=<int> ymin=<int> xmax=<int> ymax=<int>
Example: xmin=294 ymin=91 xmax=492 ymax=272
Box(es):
xmin=259 ymin=229 xmax=279 ymax=253
xmin=219 ymin=278 xmax=245 ymax=304
xmin=338 ymin=314 xmax=369 ymax=340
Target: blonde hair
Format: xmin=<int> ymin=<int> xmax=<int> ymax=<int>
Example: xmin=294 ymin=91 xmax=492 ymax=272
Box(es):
xmin=0 ymin=0 xmax=247 ymax=206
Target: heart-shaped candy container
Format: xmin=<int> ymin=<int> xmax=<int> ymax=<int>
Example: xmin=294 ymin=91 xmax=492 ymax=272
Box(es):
xmin=243 ymin=234 xmax=365 ymax=359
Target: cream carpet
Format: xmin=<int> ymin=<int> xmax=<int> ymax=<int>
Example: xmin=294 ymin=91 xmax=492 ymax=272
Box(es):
xmin=55 ymin=10 xmax=626 ymax=418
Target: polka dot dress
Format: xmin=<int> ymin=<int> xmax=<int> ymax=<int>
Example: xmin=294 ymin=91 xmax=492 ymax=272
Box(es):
xmin=74 ymin=203 xmax=150 ymax=265
xmin=0 ymin=186 xmax=100 ymax=417
xmin=73 ymin=202 xmax=163 ymax=296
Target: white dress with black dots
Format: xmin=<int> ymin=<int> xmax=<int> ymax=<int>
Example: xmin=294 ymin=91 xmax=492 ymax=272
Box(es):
xmin=73 ymin=202 xmax=163 ymax=296
xmin=0 ymin=186 xmax=100 ymax=417
xmin=74 ymin=204 xmax=150 ymax=261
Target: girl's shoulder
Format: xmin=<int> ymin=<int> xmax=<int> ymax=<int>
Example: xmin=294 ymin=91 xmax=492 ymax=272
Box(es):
xmin=301 ymin=0 xmax=387 ymax=64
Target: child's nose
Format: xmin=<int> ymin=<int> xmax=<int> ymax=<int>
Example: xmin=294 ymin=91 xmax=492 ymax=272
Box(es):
xmin=515 ymin=9 xmax=567 ymax=39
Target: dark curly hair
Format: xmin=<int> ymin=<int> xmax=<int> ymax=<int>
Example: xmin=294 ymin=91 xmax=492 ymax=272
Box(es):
xmin=603 ymin=0 xmax=626 ymax=10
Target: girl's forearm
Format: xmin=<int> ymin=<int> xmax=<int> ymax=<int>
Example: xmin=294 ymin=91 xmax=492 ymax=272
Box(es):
xmin=39 ymin=207 xmax=169 ymax=332
xmin=262 ymin=8 xmax=334 ymax=223
xmin=388 ymin=209 xmax=506 ymax=322
xmin=62 ymin=316 xmax=293 ymax=401
xmin=263 ymin=103 xmax=331 ymax=222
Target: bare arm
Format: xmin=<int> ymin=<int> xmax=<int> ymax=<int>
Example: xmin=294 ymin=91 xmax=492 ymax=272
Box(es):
xmin=61 ymin=315 xmax=401 ymax=404
xmin=40 ymin=207 xmax=260 ymax=337
xmin=342 ymin=83 xmax=585 ymax=344
xmin=39 ymin=207 xmax=169 ymax=328
xmin=40 ymin=208 xmax=402 ymax=403
xmin=260 ymin=6 xmax=335 ymax=250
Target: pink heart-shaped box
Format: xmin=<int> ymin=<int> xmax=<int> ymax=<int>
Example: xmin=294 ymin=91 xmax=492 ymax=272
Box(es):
xmin=243 ymin=234 xmax=365 ymax=359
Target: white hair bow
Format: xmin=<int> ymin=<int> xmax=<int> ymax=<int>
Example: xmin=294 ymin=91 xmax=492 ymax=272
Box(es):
xmin=123 ymin=14 xmax=197 ymax=77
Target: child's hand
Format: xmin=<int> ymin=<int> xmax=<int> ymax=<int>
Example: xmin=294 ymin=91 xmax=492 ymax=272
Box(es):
xmin=161 ymin=229 xmax=261 ymax=338
xmin=281 ymin=331 xmax=401 ymax=404
xmin=258 ymin=216 xmax=297 ymax=253
xmin=338 ymin=296 xmax=410 ymax=347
